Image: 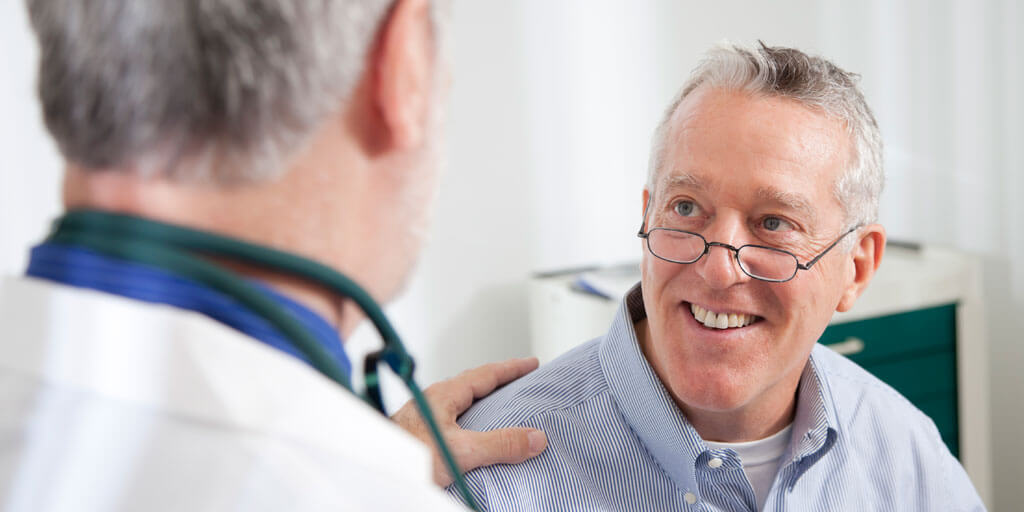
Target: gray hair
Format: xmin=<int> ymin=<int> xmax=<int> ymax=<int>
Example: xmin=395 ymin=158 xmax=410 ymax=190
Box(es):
xmin=27 ymin=0 xmax=442 ymax=184
xmin=648 ymin=42 xmax=884 ymax=234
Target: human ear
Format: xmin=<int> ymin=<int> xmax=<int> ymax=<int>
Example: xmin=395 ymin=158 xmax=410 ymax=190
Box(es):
xmin=638 ymin=188 xmax=654 ymax=235
xmin=373 ymin=0 xmax=434 ymax=150
xmin=836 ymin=224 xmax=886 ymax=312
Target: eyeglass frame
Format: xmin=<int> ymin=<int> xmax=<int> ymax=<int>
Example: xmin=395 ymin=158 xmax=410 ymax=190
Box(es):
xmin=636 ymin=197 xmax=861 ymax=283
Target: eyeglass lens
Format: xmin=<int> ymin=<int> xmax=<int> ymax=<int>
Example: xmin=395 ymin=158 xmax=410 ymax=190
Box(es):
xmin=646 ymin=229 xmax=798 ymax=281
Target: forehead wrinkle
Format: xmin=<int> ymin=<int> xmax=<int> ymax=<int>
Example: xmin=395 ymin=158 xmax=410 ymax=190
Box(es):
xmin=756 ymin=186 xmax=818 ymax=224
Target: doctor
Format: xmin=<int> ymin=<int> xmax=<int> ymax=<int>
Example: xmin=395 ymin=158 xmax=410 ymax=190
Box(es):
xmin=0 ymin=0 xmax=544 ymax=509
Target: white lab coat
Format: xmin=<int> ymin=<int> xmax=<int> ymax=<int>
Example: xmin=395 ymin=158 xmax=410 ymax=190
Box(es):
xmin=0 ymin=275 xmax=465 ymax=511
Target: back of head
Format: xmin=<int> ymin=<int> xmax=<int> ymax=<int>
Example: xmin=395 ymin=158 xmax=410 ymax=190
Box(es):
xmin=27 ymin=0 xmax=394 ymax=184
xmin=649 ymin=42 xmax=884 ymax=231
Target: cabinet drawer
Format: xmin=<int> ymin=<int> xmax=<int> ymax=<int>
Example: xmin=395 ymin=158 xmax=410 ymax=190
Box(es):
xmin=914 ymin=393 xmax=959 ymax=458
xmin=820 ymin=303 xmax=956 ymax=366
xmin=861 ymin=351 xmax=957 ymax=401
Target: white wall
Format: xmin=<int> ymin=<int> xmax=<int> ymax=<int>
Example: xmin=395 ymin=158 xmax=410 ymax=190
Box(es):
xmin=0 ymin=0 xmax=62 ymax=273
xmin=3 ymin=1 xmax=1021 ymax=509
xmin=817 ymin=2 xmax=1024 ymax=509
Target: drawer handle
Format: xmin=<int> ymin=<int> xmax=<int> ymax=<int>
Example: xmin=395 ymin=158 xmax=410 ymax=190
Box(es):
xmin=827 ymin=337 xmax=865 ymax=356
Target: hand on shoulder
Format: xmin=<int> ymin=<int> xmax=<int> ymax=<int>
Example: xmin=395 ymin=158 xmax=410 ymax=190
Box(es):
xmin=392 ymin=357 xmax=548 ymax=487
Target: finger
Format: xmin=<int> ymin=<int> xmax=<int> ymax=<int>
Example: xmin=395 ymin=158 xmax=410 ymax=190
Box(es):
xmin=434 ymin=358 xmax=539 ymax=415
xmin=467 ymin=357 xmax=539 ymax=390
xmin=454 ymin=427 xmax=548 ymax=471
xmin=429 ymin=357 xmax=537 ymax=402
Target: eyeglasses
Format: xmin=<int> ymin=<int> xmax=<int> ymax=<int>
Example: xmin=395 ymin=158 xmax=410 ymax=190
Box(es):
xmin=636 ymin=203 xmax=859 ymax=283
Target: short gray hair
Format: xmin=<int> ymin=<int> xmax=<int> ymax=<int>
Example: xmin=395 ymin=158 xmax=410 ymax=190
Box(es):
xmin=27 ymin=0 xmax=421 ymax=183
xmin=648 ymin=42 xmax=884 ymax=232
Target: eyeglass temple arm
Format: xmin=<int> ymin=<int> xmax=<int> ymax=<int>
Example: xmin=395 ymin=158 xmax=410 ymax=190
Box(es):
xmin=637 ymin=193 xmax=652 ymax=237
xmin=796 ymin=226 xmax=861 ymax=270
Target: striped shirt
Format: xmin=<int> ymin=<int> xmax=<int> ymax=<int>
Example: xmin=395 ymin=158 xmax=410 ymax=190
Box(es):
xmin=25 ymin=242 xmax=351 ymax=382
xmin=452 ymin=285 xmax=984 ymax=511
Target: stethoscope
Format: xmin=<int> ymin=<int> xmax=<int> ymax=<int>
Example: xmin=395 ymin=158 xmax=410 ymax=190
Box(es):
xmin=47 ymin=209 xmax=480 ymax=510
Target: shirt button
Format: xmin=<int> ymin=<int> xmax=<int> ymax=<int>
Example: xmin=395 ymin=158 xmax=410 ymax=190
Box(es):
xmin=708 ymin=457 xmax=723 ymax=469
xmin=684 ymin=492 xmax=697 ymax=505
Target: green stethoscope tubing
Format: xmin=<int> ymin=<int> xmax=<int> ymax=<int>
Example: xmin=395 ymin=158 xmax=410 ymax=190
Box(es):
xmin=47 ymin=209 xmax=479 ymax=511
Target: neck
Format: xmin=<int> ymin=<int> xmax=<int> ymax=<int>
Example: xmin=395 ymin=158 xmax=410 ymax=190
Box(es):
xmin=679 ymin=391 xmax=796 ymax=442
xmin=212 ymin=257 xmax=365 ymax=336
xmin=61 ymin=166 xmax=369 ymax=338
xmin=635 ymin=317 xmax=799 ymax=442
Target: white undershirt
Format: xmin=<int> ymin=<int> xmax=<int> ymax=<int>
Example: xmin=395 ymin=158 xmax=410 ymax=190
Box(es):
xmin=704 ymin=424 xmax=793 ymax=511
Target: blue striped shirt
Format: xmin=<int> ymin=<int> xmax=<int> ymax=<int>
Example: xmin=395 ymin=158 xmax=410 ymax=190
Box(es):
xmin=25 ymin=242 xmax=351 ymax=381
xmin=452 ymin=286 xmax=984 ymax=511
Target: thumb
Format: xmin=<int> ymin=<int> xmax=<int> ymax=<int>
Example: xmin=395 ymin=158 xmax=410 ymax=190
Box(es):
xmin=456 ymin=428 xmax=547 ymax=471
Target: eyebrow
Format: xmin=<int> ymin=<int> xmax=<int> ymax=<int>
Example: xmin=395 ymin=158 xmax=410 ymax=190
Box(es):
xmin=657 ymin=172 xmax=819 ymax=223
xmin=756 ymin=186 xmax=818 ymax=223
xmin=660 ymin=172 xmax=705 ymax=191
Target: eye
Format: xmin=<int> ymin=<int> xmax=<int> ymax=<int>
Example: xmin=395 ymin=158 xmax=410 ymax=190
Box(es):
xmin=761 ymin=216 xmax=795 ymax=232
xmin=673 ymin=200 xmax=701 ymax=217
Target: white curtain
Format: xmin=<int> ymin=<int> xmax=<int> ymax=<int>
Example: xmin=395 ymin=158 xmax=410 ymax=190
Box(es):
xmin=820 ymin=0 xmax=1023 ymax=275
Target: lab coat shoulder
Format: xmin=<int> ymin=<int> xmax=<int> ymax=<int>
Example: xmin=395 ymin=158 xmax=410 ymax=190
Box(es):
xmin=0 ymin=275 xmax=464 ymax=511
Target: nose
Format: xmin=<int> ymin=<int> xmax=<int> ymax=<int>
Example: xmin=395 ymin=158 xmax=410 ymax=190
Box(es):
xmin=695 ymin=229 xmax=749 ymax=290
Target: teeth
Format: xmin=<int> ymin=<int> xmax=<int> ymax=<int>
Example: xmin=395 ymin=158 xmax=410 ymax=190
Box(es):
xmin=715 ymin=313 xmax=729 ymax=329
xmin=693 ymin=305 xmax=707 ymax=323
xmin=689 ymin=304 xmax=757 ymax=330
xmin=703 ymin=312 xmax=717 ymax=329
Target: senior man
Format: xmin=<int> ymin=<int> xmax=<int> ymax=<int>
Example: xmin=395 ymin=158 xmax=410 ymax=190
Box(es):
xmin=1 ymin=0 xmax=545 ymax=509
xmin=444 ymin=44 xmax=985 ymax=511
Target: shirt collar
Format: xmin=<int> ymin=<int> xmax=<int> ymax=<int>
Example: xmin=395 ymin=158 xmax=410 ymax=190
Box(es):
xmin=25 ymin=241 xmax=351 ymax=381
xmin=786 ymin=349 xmax=839 ymax=464
xmin=599 ymin=283 xmax=705 ymax=495
xmin=599 ymin=283 xmax=839 ymax=494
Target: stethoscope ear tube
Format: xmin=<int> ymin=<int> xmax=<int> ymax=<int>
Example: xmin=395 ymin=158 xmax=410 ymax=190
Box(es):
xmin=50 ymin=210 xmax=481 ymax=511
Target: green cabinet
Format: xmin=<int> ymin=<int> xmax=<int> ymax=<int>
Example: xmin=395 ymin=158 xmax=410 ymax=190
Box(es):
xmin=819 ymin=303 xmax=960 ymax=457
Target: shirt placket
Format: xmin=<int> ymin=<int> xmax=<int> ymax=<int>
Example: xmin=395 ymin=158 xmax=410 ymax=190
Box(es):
xmin=769 ymin=427 xmax=835 ymax=510
xmin=691 ymin=449 xmax=757 ymax=512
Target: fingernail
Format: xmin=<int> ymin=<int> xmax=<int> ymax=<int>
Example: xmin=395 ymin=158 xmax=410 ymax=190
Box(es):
xmin=528 ymin=430 xmax=547 ymax=453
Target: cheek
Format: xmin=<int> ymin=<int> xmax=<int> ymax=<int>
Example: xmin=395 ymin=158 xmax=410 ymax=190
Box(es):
xmin=641 ymin=258 xmax=690 ymax=320
xmin=639 ymin=251 xmax=657 ymax=293
xmin=641 ymin=250 xmax=684 ymax=286
xmin=640 ymin=254 xmax=689 ymax=331
xmin=805 ymin=264 xmax=848 ymax=314
xmin=401 ymin=164 xmax=442 ymax=243
xmin=772 ymin=273 xmax=839 ymax=348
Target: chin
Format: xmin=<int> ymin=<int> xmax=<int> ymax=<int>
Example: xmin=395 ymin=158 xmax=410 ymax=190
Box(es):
xmin=667 ymin=364 xmax=762 ymax=413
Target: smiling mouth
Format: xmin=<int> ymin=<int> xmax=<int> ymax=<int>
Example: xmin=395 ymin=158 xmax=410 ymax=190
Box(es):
xmin=689 ymin=303 xmax=762 ymax=330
